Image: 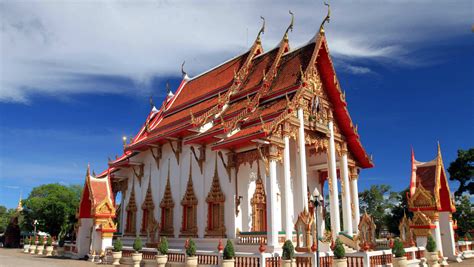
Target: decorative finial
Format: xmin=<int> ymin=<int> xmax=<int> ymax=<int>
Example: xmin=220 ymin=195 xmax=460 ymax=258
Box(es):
xmin=319 ymin=1 xmax=331 ymax=34
xmin=149 ymin=95 xmax=154 ymax=109
xmin=284 ymin=10 xmax=294 ymax=41
xmin=181 ymin=61 xmax=187 ymax=78
xmin=256 ymin=16 xmax=265 ymax=43
xmin=122 ymin=136 xmax=127 ymax=147
xmin=86 ymin=163 xmax=90 ymax=177
xmin=166 ymin=81 xmax=172 ymax=96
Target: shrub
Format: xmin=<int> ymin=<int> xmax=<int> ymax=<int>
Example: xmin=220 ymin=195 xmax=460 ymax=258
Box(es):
xmin=223 ymin=240 xmax=235 ymax=260
xmin=466 ymin=233 xmax=472 ymax=240
xmin=24 ymin=237 xmax=29 ymax=245
xmin=186 ymin=239 xmax=196 ymax=257
xmin=38 ymin=236 xmax=44 ymax=246
xmin=133 ymin=236 xmax=142 ymax=252
xmin=113 ymin=238 xmax=123 ymax=252
xmin=426 ymin=235 xmax=436 ymax=252
xmin=46 ymin=236 xmax=52 ymax=246
xmin=58 ymin=238 xmax=65 ymax=247
xmin=282 ymin=240 xmax=295 ymax=260
xmin=333 ymin=238 xmax=345 ymax=259
xmin=30 ymin=237 xmax=34 ymax=245
xmin=392 ymin=238 xmax=405 ymax=258
xmin=158 ymin=237 xmax=169 ymax=255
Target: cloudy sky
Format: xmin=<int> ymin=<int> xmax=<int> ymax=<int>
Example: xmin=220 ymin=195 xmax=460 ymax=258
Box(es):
xmin=0 ymin=0 xmax=473 ymax=208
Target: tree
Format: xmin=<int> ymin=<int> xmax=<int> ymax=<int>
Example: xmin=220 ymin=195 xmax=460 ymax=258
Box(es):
xmin=385 ymin=188 xmax=413 ymax=235
xmin=0 ymin=205 xmax=16 ymax=233
xmin=22 ymin=183 xmax=81 ymax=237
xmin=448 ymin=148 xmax=474 ymax=196
xmin=452 ymin=195 xmax=474 ymax=237
xmin=359 ymin=185 xmax=396 ymax=236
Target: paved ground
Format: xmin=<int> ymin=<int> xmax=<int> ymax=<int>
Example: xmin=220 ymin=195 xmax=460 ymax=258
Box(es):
xmin=0 ymin=248 xmax=105 ymax=267
xmin=1 ymin=248 xmax=473 ymax=266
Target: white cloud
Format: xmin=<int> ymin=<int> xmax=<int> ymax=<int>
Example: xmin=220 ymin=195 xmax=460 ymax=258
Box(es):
xmin=0 ymin=0 xmax=471 ymax=103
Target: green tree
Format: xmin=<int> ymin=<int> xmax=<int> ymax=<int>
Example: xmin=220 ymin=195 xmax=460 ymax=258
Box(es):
xmin=448 ymin=148 xmax=474 ymax=196
xmin=453 ymin=195 xmax=474 ymax=237
xmin=22 ymin=183 xmax=81 ymax=237
xmin=385 ymin=188 xmax=413 ymax=235
xmin=359 ymin=185 xmax=396 ymax=236
xmin=0 ymin=206 xmax=16 ymax=233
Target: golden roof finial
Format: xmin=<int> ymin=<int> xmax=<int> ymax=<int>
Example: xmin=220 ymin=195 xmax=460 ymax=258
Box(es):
xmin=284 ymin=10 xmax=294 ymax=41
xmin=319 ymin=1 xmax=331 ymax=34
xmin=181 ymin=61 xmax=187 ymax=78
xmin=86 ymin=163 xmax=90 ymax=177
xmin=256 ymin=16 xmax=265 ymax=43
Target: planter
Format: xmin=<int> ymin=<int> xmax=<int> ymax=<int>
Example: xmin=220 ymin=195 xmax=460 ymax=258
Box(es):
xmin=29 ymin=245 xmax=36 ymax=254
xmin=23 ymin=244 xmax=30 ymax=253
xmin=56 ymin=246 xmax=64 ymax=257
xmin=36 ymin=245 xmax=44 ymax=255
xmin=223 ymin=258 xmax=236 ymax=267
xmin=333 ymin=258 xmax=348 ymax=267
xmin=185 ymin=256 xmax=198 ymax=267
xmin=156 ymin=254 xmax=168 ymax=267
xmin=112 ymin=251 xmax=122 ymax=266
xmin=45 ymin=246 xmax=54 ymax=256
xmin=281 ymin=259 xmax=296 ymax=267
xmin=393 ymin=256 xmax=408 ymax=267
xmin=427 ymin=251 xmax=440 ymax=267
xmin=132 ymin=252 xmax=143 ymax=267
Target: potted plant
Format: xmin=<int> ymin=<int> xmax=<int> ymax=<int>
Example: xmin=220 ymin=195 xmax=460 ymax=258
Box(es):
xmin=465 ymin=233 xmax=472 ymax=241
xmin=23 ymin=237 xmax=30 ymax=253
xmin=156 ymin=237 xmax=169 ymax=267
xmin=185 ymin=239 xmax=197 ymax=267
xmin=112 ymin=238 xmax=123 ymax=266
xmin=392 ymin=238 xmax=407 ymax=267
xmin=333 ymin=238 xmax=347 ymax=267
xmin=45 ymin=236 xmax=54 ymax=256
xmin=223 ymin=239 xmax=236 ymax=267
xmin=426 ymin=235 xmax=439 ymax=267
xmin=29 ymin=236 xmax=36 ymax=254
xmin=281 ymin=240 xmax=296 ymax=267
xmin=131 ymin=236 xmax=143 ymax=267
xmin=36 ymin=236 xmax=45 ymax=255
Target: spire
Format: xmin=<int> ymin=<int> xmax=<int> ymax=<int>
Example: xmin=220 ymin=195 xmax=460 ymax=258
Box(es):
xmin=410 ymin=147 xmax=417 ymax=197
xmin=149 ymin=95 xmax=154 ymax=109
xmin=437 ymin=141 xmax=442 ymax=158
xmin=166 ymin=81 xmax=174 ymax=98
xmin=16 ymin=192 xmax=23 ymax=212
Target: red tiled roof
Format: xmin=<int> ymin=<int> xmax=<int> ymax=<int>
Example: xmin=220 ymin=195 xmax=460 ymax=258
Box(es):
xmin=169 ymin=52 xmax=250 ymax=111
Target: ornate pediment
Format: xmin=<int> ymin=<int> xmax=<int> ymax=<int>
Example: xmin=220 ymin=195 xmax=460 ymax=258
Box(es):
xmin=408 ymin=183 xmax=436 ymax=209
xmin=94 ymin=198 xmax=116 ymax=216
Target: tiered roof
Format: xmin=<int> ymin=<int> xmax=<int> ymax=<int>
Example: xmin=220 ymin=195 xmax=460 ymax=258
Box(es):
xmin=103 ymin=13 xmax=373 ymax=174
xmin=78 ymin=165 xmax=115 ymax=219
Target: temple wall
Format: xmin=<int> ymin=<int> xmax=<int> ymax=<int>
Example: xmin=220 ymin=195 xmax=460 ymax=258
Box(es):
xmin=439 ymin=211 xmax=457 ymax=260
xmin=76 ymin=218 xmax=93 ymax=257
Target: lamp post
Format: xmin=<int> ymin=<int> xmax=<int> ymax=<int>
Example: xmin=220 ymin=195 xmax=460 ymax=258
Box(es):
xmin=310 ymin=189 xmax=321 ymax=267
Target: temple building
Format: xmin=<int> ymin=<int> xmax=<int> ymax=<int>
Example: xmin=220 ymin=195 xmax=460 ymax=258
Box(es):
xmin=407 ymin=144 xmax=462 ymax=262
xmin=75 ymin=9 xmax=374 ymax=257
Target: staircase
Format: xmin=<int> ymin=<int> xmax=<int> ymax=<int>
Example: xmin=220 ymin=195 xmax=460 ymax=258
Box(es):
xmin=342 ymin=243 xmax=357 ymax=254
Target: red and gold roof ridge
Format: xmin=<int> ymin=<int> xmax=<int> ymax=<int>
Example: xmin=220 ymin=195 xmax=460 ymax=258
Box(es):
xmin=408 ymin=143 xmax=456 ymax=213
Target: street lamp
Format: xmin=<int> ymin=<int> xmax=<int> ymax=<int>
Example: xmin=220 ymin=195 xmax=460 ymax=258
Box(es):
xmin=310 ymin=188 xmax=322 ymax=267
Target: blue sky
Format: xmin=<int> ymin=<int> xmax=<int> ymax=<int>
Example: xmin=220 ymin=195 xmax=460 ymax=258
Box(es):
xmin=1 ymin=1 xmax=473 ymax=208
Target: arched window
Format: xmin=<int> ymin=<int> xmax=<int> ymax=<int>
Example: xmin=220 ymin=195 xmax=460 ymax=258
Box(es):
xmin=251 ymin=168 xmax=267 ymax=232
xmin=180 ymin=159 xmax=198 ymax=237
xmin=205 ymin=158 xmax=226 ymax=237
xmin=160 ymin=161 xmax=174 ymax=237
xmin=141 ymin=177 xmax=155 ymax=234
xmin=125 ymin=182 xmax=137 ymax=235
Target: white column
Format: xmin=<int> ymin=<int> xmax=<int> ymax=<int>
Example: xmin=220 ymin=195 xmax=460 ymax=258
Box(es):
xmin=297 ymin=108 xmax=308 ymax=211
xmin=434 ymin=220 xmax=444 ymax=256
xmin=328 ymin=121 xmax=341 ymax=240
xmin=340 ymin=152 xmax=353 ymax=236
xmin=350 ymin=177 xmax=360 ymax=233
xmin=267 ymin=158 xmax=279 ymax=249
xmin=283 ymin=136 xmax=294 ymax=241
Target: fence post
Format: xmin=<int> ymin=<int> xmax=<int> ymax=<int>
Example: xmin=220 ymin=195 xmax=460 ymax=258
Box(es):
xmin=260 ymin=252 xmax=269 ymax=267
xmin=362 ymin=251 xmax=370 ymax=267
xmin=311 ymin=251 xmax=317 ymax=267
